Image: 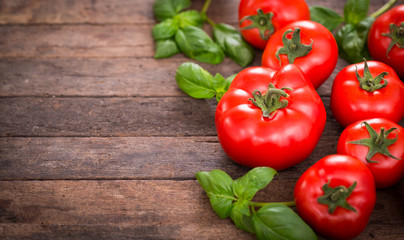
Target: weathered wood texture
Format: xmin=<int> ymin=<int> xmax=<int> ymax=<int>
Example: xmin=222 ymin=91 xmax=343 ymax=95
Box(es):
xmin=1 ymin=0 xmax=404 ymax=239
xmin=0 ymin=180 xmax=403 ymax=239
xmin=0 ymin=0 xmax=397 ymax=25
xmin=0 ymin=57 xmax=345 ymax=97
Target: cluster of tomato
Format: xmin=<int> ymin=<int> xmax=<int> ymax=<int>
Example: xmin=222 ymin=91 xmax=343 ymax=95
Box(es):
xmin=215 ymin=1 xmax=404 ymax=239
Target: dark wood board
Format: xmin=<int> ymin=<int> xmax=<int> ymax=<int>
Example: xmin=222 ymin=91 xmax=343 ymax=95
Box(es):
xmin=1 ymin=0 xmax=404 ymax=239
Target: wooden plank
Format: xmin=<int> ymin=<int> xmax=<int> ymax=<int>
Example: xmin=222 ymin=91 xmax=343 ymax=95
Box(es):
xmin=0 ymin=180 xmax=254 ymax=239
xmin=0 ymin=97 xmax=217 ymax=137
xmin=0 ymin=25 xmax=154 ymax=58
xmin=0 ymin=180 xmax=403 ymax=239
xmin=0 ymin=57 xmax=247 ymax=97
xmin=1 ymin=0 xmax=399 ymax=58
xmin=0 ymin=0 xmax=230 ymax=25
xmin=0 ymin=132 xmax=339 ymax=180
xmin=0 ymin=56 xmax=341 ymax=98
xmin=0 ymin=0 xmax=396 ymax=25
xmin=0 ymin=96 xmax=345 ymax=137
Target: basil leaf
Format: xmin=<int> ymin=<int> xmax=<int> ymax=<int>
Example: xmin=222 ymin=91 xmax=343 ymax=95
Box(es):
xmin=214 ymin=73 xmax=236 ymax=102
xmin=175 ymin=62 xmax=216 ymax=99
xmin=230 ymin=200 xmax=254 ymax=233
xmin=213 ymin=23 xmax=254 ymax=67
xmin=153 ymin=0 xmax=191 ymax=21
xmin=253 ymin=203 xmax=318 ymax=240
xmin=336 ymin=17 xmax=374 ymax=63
xmin=233 ymin=167 xmax=277 ymax=201
xmin=196 ymin=169 xmax=235 ymax=219
xmin=174 ymin=10 xmax=204 ymax=28
xmin=344 ymin=0 xmax=369 ymax=25
xmin=154 ymin=39 xmax=180 ymax=59
xmin=175 ymin=26 xmax=225 ymax=64
xmin=225 ymin=74 xmax=237 ymax=90
xmin=152 ymin=19 xmax=179 ymax=40
xmin=310 ymin=6 xmax=344 ymax=32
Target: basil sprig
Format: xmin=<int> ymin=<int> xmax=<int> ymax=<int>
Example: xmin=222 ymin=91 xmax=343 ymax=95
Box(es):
xmin=152 ymin=0 xmax=254 ymax=66
xmin=310 ymin=0 xmax=397 ymax=63
xmin=196 ymin=167 xmax=318 ymax=240
xmin=175 ymin=62 xmax=236 ymax=102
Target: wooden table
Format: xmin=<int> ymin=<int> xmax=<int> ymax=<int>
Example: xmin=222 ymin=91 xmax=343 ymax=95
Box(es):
xmin=1 ymin=0 xmax=403 ymax=239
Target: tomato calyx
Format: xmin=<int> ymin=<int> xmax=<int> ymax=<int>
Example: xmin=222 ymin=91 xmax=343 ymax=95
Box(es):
xmin=381 ymin=22 xmax=404 ymax=58
xmin=317 ymin=180 xmax=357 ymax=214
xmin=355 ymin=59 xmax=388 ymax=92
xmin=275 ymin=28 xmax=313 ymax=65
xmin=349 ymin=121 xmax=400 ymax=163
xmin=249 ymin=83 xmax=293 ymax=118
xmin=240 ymin=9 xmax=274 ymax=40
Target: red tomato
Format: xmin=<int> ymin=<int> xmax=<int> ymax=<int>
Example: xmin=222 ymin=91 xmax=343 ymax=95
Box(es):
xmin=262 ymin=20 xmax=338 ymax=89
xmin=330 ymin=59 xmax=404 ymax=127
xmin=337 ymin=118 xmax=404 ymax=189
xmin=294 ymin=154 xmax=376 ymax=240
xmin=215 ymin=64 xmax=326 ymax=170
xmin=368 ymin=5 xmax=404 ymax=80
xmin=238 ymin=0 xmax=310 ymax=50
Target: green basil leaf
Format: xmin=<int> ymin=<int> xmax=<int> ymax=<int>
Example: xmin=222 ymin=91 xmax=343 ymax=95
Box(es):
xmin=336 ymin=17 xmax=374 ymax=63
xmin=154 ymin=39 xmax=180 ymax=59
xmin=152 ymin=19 xmax=179 ymax=40
xmin=225 ymin=74 xmax=237 ymax=90
xmin=175 ymin=62 xmax=216 ymax=99
xmin=212 ymin=73 xmax=226 ymax=92
xmin=230 ymin=200 xmax=254 ymax=233
xmin=309 ymin=6 xmax=344 ymax=32
xmin=214 ymin=73 xmax=237 ymax=102
xmin=233 ymin=167 xmax=277 ymax=201
xmin=196 ymin=169 xmax=235 ymax=219
xmin=212 ymin=73 xmax=226 ymax=102
xmin=344 ymin=0 xmax=369 ymax=25
xmin=175 ymin=26 xmax=225 ymax=64
xmin=174 ymin=10 xmax=204 ymax=28
xmin=253 ymin=203 xmax=318 ymax=240
xmin=153 ymin=0 xmax=191 ymax=21
xmin=213 ymin=23 xmax=254 ymax=67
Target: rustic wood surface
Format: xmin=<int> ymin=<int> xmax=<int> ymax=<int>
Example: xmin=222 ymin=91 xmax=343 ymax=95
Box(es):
xmin=1 ymin=0 xmax=403 ymax=239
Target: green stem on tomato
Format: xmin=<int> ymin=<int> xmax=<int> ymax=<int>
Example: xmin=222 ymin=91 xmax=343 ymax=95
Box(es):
xmin=370 ymin=0 xmax=397 ymax=18
xmin=201 ymin=0 xmax=212 ymax=15
xmin=250 ymin=201 xmax=296 ymax=207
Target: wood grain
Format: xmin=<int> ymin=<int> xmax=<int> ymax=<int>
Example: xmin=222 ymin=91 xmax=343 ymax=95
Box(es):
xmin=0 ymin=133 xmax=340 ymax=180
xmin=0 ymin=180 xmax=403 ymax=239
xmin=1 ymin=0 xmax=404 ymax=239
xmin=0 ymin=56 xmax=343 ymax=97
xmin=0 ymin=97 xmax=217 ymax=137
xmin=0 ymin=0 xmax=398 ymax=25
xmin=0 ymin=57 xmax=247 ymax=97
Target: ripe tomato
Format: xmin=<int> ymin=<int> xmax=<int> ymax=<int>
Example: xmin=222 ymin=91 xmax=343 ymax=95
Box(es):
xmin=368 ymin=5 xmax=404 ymax=80
xmin=294 ymin=154 xmax=376 ymax=240
xmin=261 ymin=20 xmax=338 ymax=89
xmin=215 ymin=64 xmax=326 ymax=170
xmin=238 ymin=0 xmax=310 ymax=50
xmin=330 ymin=59 xmax=404 ymax=127
xmin=337 ymin=118 xmax=404 ymax=189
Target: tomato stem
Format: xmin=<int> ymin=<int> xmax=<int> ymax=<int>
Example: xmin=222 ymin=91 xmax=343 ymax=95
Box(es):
xmin=349 ymin=121 xmax=400 ymax=162
xmin=355 ymin=58 xmax=388 ymax=92
xmin=240 ymin=9 xmax=275 ymax=40
xmin=381 ymin=22 xmax=404 ymax=57
xmin=370 ymin=0 xmax=397 ymax=19
xmin=249 ymin=83 xmax=293 ymax=118
xmin=317 ymin=181 xmax=357 ymax=214
xmin=275 ymin=28 xmax=313 ymax=65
